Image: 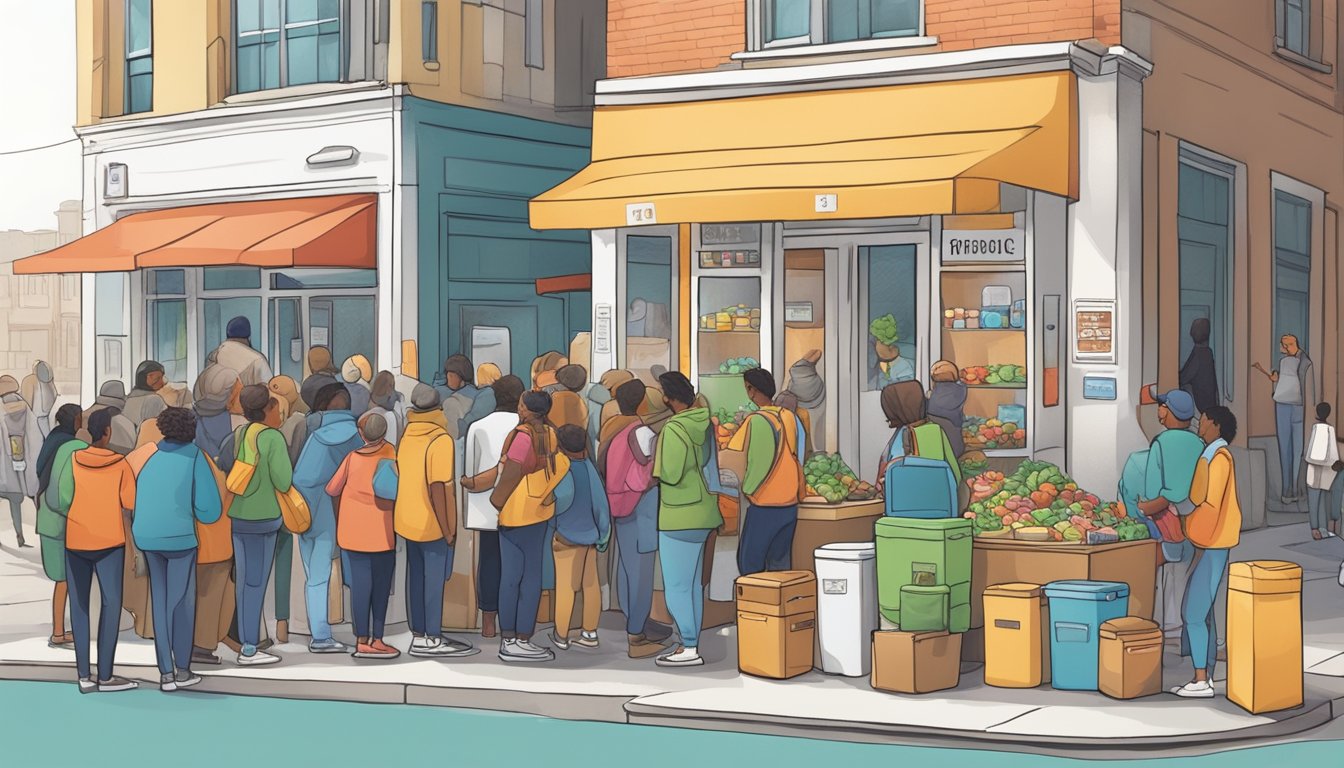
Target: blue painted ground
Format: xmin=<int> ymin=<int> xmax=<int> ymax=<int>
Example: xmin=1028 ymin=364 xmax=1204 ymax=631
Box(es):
xmin=1 ymin=680 xmax=1337 ymax=766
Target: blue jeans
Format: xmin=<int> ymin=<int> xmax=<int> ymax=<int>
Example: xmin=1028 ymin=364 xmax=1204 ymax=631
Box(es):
xmin=232 ymin=528 xmax=279 ymax=650
xmin=1181 ymin=546 xmax=1230 ymax=674
xmin=145 ymin=549 xmax=198 ymax=675
xmin=405 ymin=538 xmax=453 ymax=639
xmin=499 ymin=521 xmax=548 ymax=638
xmin=1276 ymin=402 xmax=1304 ymax=497
xmin=477 ymin=530 xmax=501 ymax=613
xmin=298 ymin=527 xmax=336 ymax=642
xmin=659 ymin=528 xmax=711 ymax=649
xmin=347 ymin=550 xmax=395 ymax=639
xmin=66 ymin=546 xmax=125 ymax=681
xmin=615 ymin=515 xmax=656 ymax=636
xmin=738 ymin=503 xmax=798 ymax=575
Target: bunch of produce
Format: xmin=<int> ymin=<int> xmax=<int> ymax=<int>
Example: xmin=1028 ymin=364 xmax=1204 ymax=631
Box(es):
xmin=869 ymin=313 xmax=900 ymax=346
xmin=962 ymin=415 xmax=1026 ymax=450
xmin=965 ymin=460 xmax=1150 ymax=543
xmin=717 ymin=356 xmax=760 ymax=374
xmin=961 ymin=364 xmax=1027 ymax=386
xmin=711 ymin=403 xmax=760 ymax=444
xmin=804 ymin=453 xmax=875 ymax=504
xmin=959 ymin=451 xmax=989 ymax=477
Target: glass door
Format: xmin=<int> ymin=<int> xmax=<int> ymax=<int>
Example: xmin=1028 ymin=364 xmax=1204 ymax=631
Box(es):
xmin=782 ymin=249 xmax=830 ymax=453
xmin=857 ymin=244 xmax=922 ymax=479
xmin=310 ymin=296 xmax=377 ymax=373
xmin=269 ymin=297 xmax=304 ymax=382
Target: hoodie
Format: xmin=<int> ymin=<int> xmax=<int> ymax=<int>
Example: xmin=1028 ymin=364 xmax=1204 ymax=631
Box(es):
xmin=926 ymin=380 xmax=968 ymax=458
xmin=653 ymin=407 xmax=722 ymax=531
xmin=0 ymin=394 xmax=40 ymax=495
xmin=293 ymin=411 xmax=363 ymax=536
xmin=552 ymin=458 xmax=611 ymax=547
xmin=59 ymin=447 xmax=136 ymax=552
xmin=128 ymin=440 xmax=223 ymax=551
xmin=227 ymin=425 xmax=292 ymax=522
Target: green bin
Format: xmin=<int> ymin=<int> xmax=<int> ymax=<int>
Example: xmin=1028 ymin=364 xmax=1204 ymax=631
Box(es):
xmin=875 ymin=517 xmax=972 ymax=631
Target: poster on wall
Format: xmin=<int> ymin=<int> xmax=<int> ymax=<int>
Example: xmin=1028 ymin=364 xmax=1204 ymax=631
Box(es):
xmin=1073 ymin=300 xmax=1116 ymax=364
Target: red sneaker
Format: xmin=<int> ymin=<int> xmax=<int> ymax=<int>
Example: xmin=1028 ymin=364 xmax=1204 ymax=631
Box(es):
xmin=370 ymin=639 xmax=401 ymax=659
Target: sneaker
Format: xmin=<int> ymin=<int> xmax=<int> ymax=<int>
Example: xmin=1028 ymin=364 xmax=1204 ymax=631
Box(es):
xmin=628 ymin=634 xmax=665 ymax=659
xmin=353 ymin=641 xmax=395 ymax=659
xmin=160 ymin=673 xmax=178 ymax=692
xmin=574 ymin=631 xmax=600 ymax=649
xmin=191 ymin=648 xmax=221 ymax=666
xmin=500 ymin=639 xmax=555 ymax=663
xmin=48 ymin=635 xmax=73 ymax=650
xmin=77 ymin=677 xmax=97 ymax=694
xmin=237 ymin=649 xmax=281 ymax=667
xmin=410 ymin=637 xmax=479 ymax=658
xmin=174 ymin=670 xmax=202 ymax=690
xmin=97 ymin=676 xmax=139 ymax=693
xmin=410 ymin=635 xmax=432 ymax=651
xmin=370 ymin=639 xmax=401 ymax=658
xmin=308 ymin=638 xmax=349 ymax=654
xmin=1171 ymin=680 xmax=1215 ymax=699
xmin=655 ymin=645 xmax=704 ymax=668
xmin=549 ymin=630 xmax=571 ymax=651
xmin=644 ymin=621 xmax=674 ymax=643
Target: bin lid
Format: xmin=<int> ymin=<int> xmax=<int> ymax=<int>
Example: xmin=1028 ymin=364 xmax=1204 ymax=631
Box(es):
xmin=1228 ymin=560 xmax=1302 ymax=594
xmin=815 ymin=542 xmax=876 ymax=561
xmin=875 ymin=517 xmax=973 ymax=540
xmin=983 ymin=582 xmax=1043 ymax=599
xmin=1043 ymin=580 xmax=1129 ymax=601
xmin=1099 ymin=617 xmax=1161 ymax=641
xmin=736 ymin=570 xmax=816 ymax=589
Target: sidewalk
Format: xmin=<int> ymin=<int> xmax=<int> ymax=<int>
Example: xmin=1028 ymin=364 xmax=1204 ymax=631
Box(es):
xmin=3 ymin=502 xmax=1343 ymax=750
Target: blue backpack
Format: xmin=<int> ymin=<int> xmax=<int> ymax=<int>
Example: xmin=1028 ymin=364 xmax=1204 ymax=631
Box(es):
xmin=882 ymin=426 xmax=959 ymax=519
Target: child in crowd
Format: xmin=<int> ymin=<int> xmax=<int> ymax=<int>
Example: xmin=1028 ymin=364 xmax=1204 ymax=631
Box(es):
xmin=548 ymin=425 xmax=610 ymax=650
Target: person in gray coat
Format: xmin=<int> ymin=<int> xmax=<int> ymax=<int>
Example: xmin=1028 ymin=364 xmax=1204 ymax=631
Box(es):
xmin=0 ymin=375 xmax=41 ymax=547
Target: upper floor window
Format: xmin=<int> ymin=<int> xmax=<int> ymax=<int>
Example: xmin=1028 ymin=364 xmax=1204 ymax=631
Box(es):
xmin=525 ymin=0 xmax=543 ymax=69
xmin=761 ymin=0 xmax=921 ymax=48
xmin=125 ymin=0 xmax=153 ymax=113
xmin=1278 ymin=0 xmax=1310 ymax=56
xmin=235 ymin=0 xmax=343 ymax=94
xmin=422 ymin=1 xmax=438 ymax=63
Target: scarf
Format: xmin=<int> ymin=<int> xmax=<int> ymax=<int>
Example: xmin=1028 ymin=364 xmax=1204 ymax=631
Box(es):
xmin=35 ymin=424 xmax=77 ymax=496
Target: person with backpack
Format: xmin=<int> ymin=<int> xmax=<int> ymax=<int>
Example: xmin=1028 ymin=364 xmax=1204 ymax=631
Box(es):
xmin=877 ymin=381 xmax=962 ymax=491
xmin=35 ymin=403 xmax=85 ymax=649
xmin=397 ymin=384 xmax=476 ymax=658
xmin=490 ymin=390 xmax=568 ymax=663
xmin=547 ymin=424 xmax=610 ymax=651
xmin=729 ymin=368 xmax=806 ymax=576
xmin=127 ymin=407 xmax=222 ymax=691
xmin=651 ymin=372 xmax=722 ymax=669
xmin=293 ymin=383 xmax=364 ymax=655
xmin=57 ymin=408 xmax=138 ymax=692
xmin=327 ymin=412 xmax=400 ymax=659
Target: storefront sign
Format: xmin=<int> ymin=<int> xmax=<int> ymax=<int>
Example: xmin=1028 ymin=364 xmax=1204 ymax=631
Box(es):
xmin=1073 ymin=300 xmax=1116 ymax=364
xmin=815 ymin=194 xmax=837 ymax=213
xmin=1083 ymin=376 xmax=1118 ymax=401
xmin=594 ymin=304 xmax=612 ymax=354
xmin=625 ymin=202 xmax=657 ymax=226
xmin=700 ymin=223 xmax=761 ymax=246
xmin=784 ymin=301 xmax=813 ymax=323
xmin=941 ymin=228 xmax=1024 ymax=262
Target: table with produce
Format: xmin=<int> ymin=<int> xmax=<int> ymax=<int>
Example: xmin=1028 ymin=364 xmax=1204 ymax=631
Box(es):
xmin=794 ymin=452 xmax=884 ymax=576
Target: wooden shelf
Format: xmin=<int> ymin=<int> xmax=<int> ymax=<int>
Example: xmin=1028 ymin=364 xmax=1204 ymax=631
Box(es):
xmin=698 ymin=329 xmax=761 ymax=335
xmin=965 ymin=383 xmax=1027 ymax=390
xmin=942 ymin=327 xmax=1025 ymax=333
xmin=984 ymin=448 xmax=1030 ymax=457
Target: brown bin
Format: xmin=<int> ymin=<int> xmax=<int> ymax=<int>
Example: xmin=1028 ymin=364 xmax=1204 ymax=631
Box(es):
xmin=1098 ymin=617 xmax=1163 ymax=700
xmin=736 ymin=571 xmax=817 ymax=679
xmin=871 ymin=630 xmax=962 ymax=694
xmin=736 ymin=571 xmax=818 ymax=615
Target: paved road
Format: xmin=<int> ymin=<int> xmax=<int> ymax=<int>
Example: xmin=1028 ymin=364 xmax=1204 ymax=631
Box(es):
xmin=1 ymin=679 xmax=1341 ymax=767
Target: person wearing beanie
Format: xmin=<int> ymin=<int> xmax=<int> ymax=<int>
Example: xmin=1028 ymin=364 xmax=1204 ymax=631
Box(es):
xmin=341 ymin=355 xmax=374 ymax=415
xmin=124 ymin=360 xmax=169 ymax=429
xmin=530 ymin=351 xmax=568 ymax=392
xmin=927 ymin=360 xmax=967 ymax=459
xmin=205 ymin=316 xmax=274 ymax=387
xmin=300 ymin=346 xmax=340 ymax=411
xmin=590 ymin=369 xmax=633 ymax=458
xmin=547 ymin=424 xmax=610 ymax=651
xmin=76 ymin=382 xmax=136 ymax=455
xmin=194 ymin=367 xmax=242 ymax=461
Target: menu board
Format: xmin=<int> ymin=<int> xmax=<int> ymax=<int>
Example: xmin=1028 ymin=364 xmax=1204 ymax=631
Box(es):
xmin=1073 ymin=300 xmax=1116 ymax=363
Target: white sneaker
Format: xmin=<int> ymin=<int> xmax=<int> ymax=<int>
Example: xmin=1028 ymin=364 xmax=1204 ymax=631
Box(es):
xmin=655 ymin=646 xmax=704 ymax=667
xmin=160 ymin=673 xmax=178 ymax=692
xmin=237 ymin=649 xmax=281 ymax=666
xmin=410 ymin=635 xmax=433 ymax=651
xmin=410 ymin=636 xmax=480 ymax=658
xmin=96 ymin=676 xmax=139 ymax=692
xmin=549 ymin=630 xmax=571 ymax=650
xmin=174 ymin=671 xmax=203 ymax=690
xmin=574 ymin=631 xmax=600 ymax=649
xmin=1171 ymin=680 xmax=1215 ymax=698
xmin=78 ymin=677 xmax=97 ymax=694
xmin=500 ymin=639 xmax=555 ymax=663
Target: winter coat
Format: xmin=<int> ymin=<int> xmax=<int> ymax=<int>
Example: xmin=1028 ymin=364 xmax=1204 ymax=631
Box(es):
xmin=0 ymin=394 xmax=41 ymax=496
xmin=292 ymin=411 xmax=363 ymax=536
xmin=129 ymin=440 xmax=223 ymax=551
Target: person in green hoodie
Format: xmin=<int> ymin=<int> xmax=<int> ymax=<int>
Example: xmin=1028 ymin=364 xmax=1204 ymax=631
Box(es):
xmin=35 ymin=404 xmax=85 ymax=649
xmin=652 ymin=372 xmax=722 ymax=669
xmin=228 ymin=385 xmax=293 ymax=667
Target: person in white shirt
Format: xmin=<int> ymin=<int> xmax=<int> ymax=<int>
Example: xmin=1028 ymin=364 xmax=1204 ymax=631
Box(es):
xmin=460 ymin=375 xmax=523 ymax=639
xmin=1254 ymin=334 xmax=1316 ymax=503
xmin=1305 ymin=402 xmax=1342 ymax=539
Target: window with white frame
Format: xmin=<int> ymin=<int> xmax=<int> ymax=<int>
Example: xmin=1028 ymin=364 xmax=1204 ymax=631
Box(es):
xmin=235 ymin=0 xmax=344 ymax=94
xmin=125 ymin=0 xmax=153 ymax=113
xmin=756 ymin=0 xmax=922 ymax=48
xmin=1277 ymin=0 xmax=1311 ymax=57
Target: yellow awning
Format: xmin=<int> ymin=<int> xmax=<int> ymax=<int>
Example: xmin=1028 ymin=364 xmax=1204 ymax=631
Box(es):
xmin=530 ymin=71 xmax=1077 ymax=229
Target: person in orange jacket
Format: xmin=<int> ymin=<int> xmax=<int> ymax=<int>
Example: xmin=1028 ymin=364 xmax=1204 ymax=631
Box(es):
xmin=56 ymin=409 xmax=138 ymax=693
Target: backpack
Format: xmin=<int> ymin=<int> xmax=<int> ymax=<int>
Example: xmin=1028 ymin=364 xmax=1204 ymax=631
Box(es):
xmin=743 ymin=410 xmax=807 ymax=506
xmin=882 ymin=425 xmax=959 ymax=519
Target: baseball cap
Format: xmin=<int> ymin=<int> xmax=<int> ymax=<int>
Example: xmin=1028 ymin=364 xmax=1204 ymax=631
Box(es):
xmin=1155 ymin=389 xmax=1196 ymax=421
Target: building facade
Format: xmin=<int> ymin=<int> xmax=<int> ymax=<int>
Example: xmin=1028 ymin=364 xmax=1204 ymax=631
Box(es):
xmin=0 ymin=202 xmax=83 ymax=396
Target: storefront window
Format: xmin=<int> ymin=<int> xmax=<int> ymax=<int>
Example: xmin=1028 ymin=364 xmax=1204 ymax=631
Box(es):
xmin=201 ymin=297 xmax=262 ymax=369
xmin=311 ymin=296 xmax=376 ymax=373
xmin=784 ymin=249 xmax=827 ymax=451
xmin=203 ymin=266 xmax=262 ymax=291
xmin=862 ymin=244 xmax=917 ymax=392
xmin=625 ymin=235 xmax=674 ymax=380
xmin=698 ymin=276 xmax=761 ymax=415
xmin=149 ymin=300 xmax=188 ymax=383
xmin=145 ymin=268 xmax=185 ymax=296
xmin=271 ymin=268 xmax=377 ymax=289
xmin=1177 ymin=150 xmax=1234 ymax=401
xmin=1273 ymin=190 xmax=1311 ymax=361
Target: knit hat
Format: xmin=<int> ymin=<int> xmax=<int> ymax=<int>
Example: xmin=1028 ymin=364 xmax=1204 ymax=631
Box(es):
xmin=194 ymin=365 xmax=241 ymax=416
xmin=95 ymin=381 xmax=127 ymax=409
xmin=341 ymin=355 xmax=372 ymax=384
xmin=556 ymin=364 xmax=587 ymax=393
xmin=226 ymin=316 xmax=251 ymax=339
xmin=410 ymin=383 xmax=441 ymax=412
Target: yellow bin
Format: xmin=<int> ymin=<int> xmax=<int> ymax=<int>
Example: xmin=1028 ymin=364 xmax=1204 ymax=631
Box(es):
xmin=1227 ymin=560 xmax=1303 ymax=714
xmin=982 ymin=583 xmax=1050 ymax=688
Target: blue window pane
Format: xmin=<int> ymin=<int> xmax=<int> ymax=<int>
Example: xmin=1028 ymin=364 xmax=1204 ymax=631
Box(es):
xmin=128 ymin=73 xmax=153 ymax=113
xmin=318 ymin=32 xmax=341 ymax=81
xmin=864 ymin=244 xmax=918 ymax=392
xmin=769 ymin=0 xmax=810 ymax=42
xmin=203 ymin=267 xmax=262 ymax=291
xmin=318 ymin=19 xmax=340 ymax=34
xmin=127 ymin=56 xmax=153 ymax=76
xmin=263 ymin=0 xmax=281 ymax=28
xmin=127 ymin=0 xmax=152 ymax=53
xmin=95 ymin=273 xmax=127 ymax=335
xmin=872 ymin=0 xmax=919 ymax=36
xmin=147 ymin=269 xmax=185 ymax=295
xmin=237 ymin=44 xmax=260 ymax=92
xmin=150 ymin=300 xmax=188 ymax=383
xmin=288 ymin=0 xmax=318 ymax=23
xmin=238 ymin=0 xmax=261 ymax=33
xmin=319 ymin=0 xmax=341 ymax=19
xmin=422 ymin=1 xmax=439 ymax=61
xmin=287 ymin=33 xmax=317 ymax=84
xmin=263 ymin=40 xmax=281 ymax=89
xmin=271 ymin=269 xmax=377 ymax=289
xmin=828 ymin=0 xmax=859 ymax=42
xmin=288 ymin=24 xmax=319 ymax=38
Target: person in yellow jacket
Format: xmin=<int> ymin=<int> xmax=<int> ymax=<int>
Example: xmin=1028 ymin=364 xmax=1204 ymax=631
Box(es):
xmin=1173 ymin=405 xmax=1242 ymax=699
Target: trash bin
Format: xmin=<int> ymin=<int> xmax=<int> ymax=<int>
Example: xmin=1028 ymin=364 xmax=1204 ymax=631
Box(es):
xmin=1043 ymin=580 xmax=1129 ymax=691
xmin=1098 ymin=617 xmax=1163 ymax=699
xmin=814 ymin=542 xmax=877 ymax=677
xmin=736 ymin=571 xmax=817 ymax=680
xmin=983 ymin=582 xmax=1047 ymax=688
xmin=1228 ymin=560 xmax=1303 ymax=714
xmin=875 ymin=517 xmax=971 ymax=631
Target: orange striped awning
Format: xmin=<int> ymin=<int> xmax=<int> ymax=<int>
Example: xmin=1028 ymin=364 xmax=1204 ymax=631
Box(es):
xmin=13 ymin=194 xmax=376 ymax=274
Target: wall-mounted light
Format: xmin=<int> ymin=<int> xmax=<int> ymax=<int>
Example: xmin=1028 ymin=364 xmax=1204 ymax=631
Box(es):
xmin=306 ymin=146 xmax=360 ymax=167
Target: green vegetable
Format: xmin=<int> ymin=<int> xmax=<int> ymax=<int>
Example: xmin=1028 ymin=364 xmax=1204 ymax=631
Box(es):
xmin=869 ymin=313 xmax=900 ymax=346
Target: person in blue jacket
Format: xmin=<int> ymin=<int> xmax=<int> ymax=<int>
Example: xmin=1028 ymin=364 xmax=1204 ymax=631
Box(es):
xmin=292 ymin=383 xmax=363 ymax=654
xmin=548 ymin=424 xmax=611 ymax=651
xmin=131 ymin=407 xmax=223 ymax=692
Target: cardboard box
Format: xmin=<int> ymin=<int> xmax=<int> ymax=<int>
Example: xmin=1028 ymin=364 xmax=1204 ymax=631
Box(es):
xmin=871 ymin=630 xmax=962 ymax=694
xmin=738 ymin=609 xmax=816 ymax=680
xmin=792 ymin=499 xmax=883 ymax=575
xmin=1099 ymin=617 xmax=1163 ymax=699
xmin=736 ymin=571 xmax=817 ymax=616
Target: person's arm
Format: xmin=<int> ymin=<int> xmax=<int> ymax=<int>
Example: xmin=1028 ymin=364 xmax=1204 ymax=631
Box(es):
xmin=119 ymin=462 xmax=137 ymax=514
xmin=429 ymin=437 xmax=457 ymax=546
xmin=1137 ymin=440 xmax=1173 ymax=515
xmin=490 ymin=432 xmax=529 ymax=511
xmin=1251 ymin=362 xmax=1279 ymax=382
xmin=192 ymin=452 xmax=223 ymax=525
xmin=592 ymin=469 xmax=612 ymax=550
xmin=1193 ymin=451 xmax=1233 ymax=521
xmin=655 ymin=427 xmax=689 ymax=486
xmin=263 ymin=430 xmax=294 ymax=493
xmin=55 ymin=453 xmax=75 ymax=514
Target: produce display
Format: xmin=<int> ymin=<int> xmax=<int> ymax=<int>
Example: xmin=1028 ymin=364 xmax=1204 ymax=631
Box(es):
xmin=966 ymin=460 xmax=1149 ymax=543
xmin=712 ymin=402 xmax=760 ymax=445
xmin=869 ymin=313 xmax=900 ymax=346
xmin=959 ymin=451 xmax=989 ymax=477
xmin=804 ymin=453 xmax=877 ymax=504
xmin=700 ymin=304 xmax=762 ymax=332
xmin=717 ymin=356 xmax=760 ymax=374
xmin=961 ymin=363 xmax=1027 ymax=387
xmin=963 ymin=415 xmax=1027 ymax=450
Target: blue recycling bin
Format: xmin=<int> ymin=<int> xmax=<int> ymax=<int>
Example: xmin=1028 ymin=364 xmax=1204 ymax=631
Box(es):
xmin=1043 ymin=580 xmax=1130 ymax=691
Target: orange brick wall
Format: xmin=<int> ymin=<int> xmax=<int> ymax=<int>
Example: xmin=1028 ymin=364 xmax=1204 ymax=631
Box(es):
xmin=609 ymin=0 xmax=1121 ymax=78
